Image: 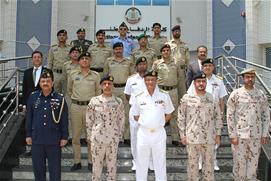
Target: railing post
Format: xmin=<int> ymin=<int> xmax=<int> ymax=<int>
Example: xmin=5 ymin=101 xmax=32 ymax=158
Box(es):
xmin=16 ymin=69 xmax=19 ymax=115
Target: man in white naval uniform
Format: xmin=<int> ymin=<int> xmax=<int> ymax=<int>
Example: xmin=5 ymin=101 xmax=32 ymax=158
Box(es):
xmin=124 ymin=56 xmax=148 ymax=171
xmin=133 ymin=70 xmax=174 ymax=181
xmin=187 ymin=58 xmax=227 ymax=170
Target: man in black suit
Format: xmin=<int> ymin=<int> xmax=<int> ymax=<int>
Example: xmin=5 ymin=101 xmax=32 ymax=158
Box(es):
xmin=22 ymin=51 xmax=53 ymax=109
xmin=22 ymin=50 xmax=53 ymax=156
xmin=186 ymin=45 xmax=208 ymax=88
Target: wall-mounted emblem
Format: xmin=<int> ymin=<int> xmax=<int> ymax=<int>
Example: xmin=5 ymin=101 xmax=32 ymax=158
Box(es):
xmin=125 ymin=7 xmax=142 ymax=24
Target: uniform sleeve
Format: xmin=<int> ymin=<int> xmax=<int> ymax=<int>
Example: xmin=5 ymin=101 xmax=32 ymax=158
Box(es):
xmin=177 ymin=95 xmax=187 ymax=139
xmin=184 ymin=47 xmax=190 ymax=67
xmin=124 ymin=78 xmax=131 ymax=95
xmin=95 ymin=74 xmax=101 ymax=96
xmin=62 ymin=66 xmax=67 ymax=90
xmin=47 ymin=47 xmax=54 ymax=69
xmin=117 ymin=100 xmax=125 ymax=139
xmin=25 ymin=95 xmax=34 ymax=137
xmin=219 ymin=80 xmax=228 ymax=98
xmin=129 ymin=61 xmax=135 ymax=75
xmin=214 ymin=101 xmax=223 ymax=136
xmin=226 ymin=91 xmax=237 ymax=138
xmin=165 ymin=94 xmax=175 ymax=114
xmin=67 ymin=74 xmax=73 ymax=98
xmin=86 ymin=99 xmax=95 ymax=141
xmin=60 ymin=97 xmax=69 ymax=139
xmin=132 ymin=97 xmax=140 ymax=116
xmin=103 ymin=59 xmax=109 ymax=77
xmin=261 ymin=94 xmax=270 ymax=137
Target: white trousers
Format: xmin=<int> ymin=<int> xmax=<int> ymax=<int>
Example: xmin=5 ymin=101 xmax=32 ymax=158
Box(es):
xmin=136 ymin=127 xmax=167 ymax=181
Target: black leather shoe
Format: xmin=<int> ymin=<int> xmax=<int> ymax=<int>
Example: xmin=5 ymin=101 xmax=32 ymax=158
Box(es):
xmin=68 ymin=138 xmax=72 ymax=145
xmin=70 ymin=163 xmax=82 ymax=171
xmin=172 ymin=141 xmax=180 ymax=146
xmin=88 ymin=163 xmax=92 ymax=171
xmin=80 ymin=139 xmax=87 ymax=146
xmin=24 ymin=151 xmax=32 ymax=157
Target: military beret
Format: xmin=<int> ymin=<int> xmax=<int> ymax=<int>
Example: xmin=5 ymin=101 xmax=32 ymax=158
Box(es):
xmin=78 ymin=52 xmax=91 ymax=60
xmin=201 ymin=58 xmax=214 ymax=66
xmin=100 ymin=74 xmax=114 ymax=84
xmin=119 ymin=22 xmax=128 ymax=28
xmin=77 ymin=28 xmax=85 ymax=33
xmin=137 ymin=33 xmax=147 ymax=41
xmin=160 ymin=44 xmax=171 ymax=52
xmin=144 ymin=70 xmax=158 ymax=77
xmin=40 ymin=70 xmax=54 ymax=81
xmin=113 ymin=42 xmax=123 ymax=49
xmin=171 ymin=25 xmax=181 ymax=32
xmin=69 ymin=46 xmax=81 ymax=54
xmin=239 ymin=68 xmax=256 ymax=76
xmin=96 ymin=29 xmax=105 ymax=36
xmin=136 ymin=56 xmax=147 ymax=66
xmin=152 ymin=22 xmax=161 ymax=28
xmin=57 ymin=29 xmax=67 ymax=36
xmin=193 ymin=72 xmax=206 ymax=81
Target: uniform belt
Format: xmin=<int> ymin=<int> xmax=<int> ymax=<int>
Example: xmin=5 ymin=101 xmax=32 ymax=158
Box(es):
xmin=158 ymin=85 xmax=177 ymax=91
xmin=113 ymin=83 xmax=126 ymax=88
xmin=139 ymin=126 xmax=163 ymax=133
xmin=53 ymin=69 xmax=62 ymax=74
xmin=72 ymin=99 xmax=89 ymax=105
xmin=90 ymin=67 xmax=104 ymax=72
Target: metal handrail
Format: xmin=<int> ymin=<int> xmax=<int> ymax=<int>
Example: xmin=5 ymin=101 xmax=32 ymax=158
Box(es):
xmin=0 ymin=56 xmax=31 ymax=64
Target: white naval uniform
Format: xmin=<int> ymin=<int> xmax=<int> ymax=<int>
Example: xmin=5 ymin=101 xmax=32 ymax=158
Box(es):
xmin=133 ymin=87 xmax=174 ymax=181
xmin=124 ymin=73 xmax=146 ymax=167
xmin=187 ymin=74 xmax=227 ymax=169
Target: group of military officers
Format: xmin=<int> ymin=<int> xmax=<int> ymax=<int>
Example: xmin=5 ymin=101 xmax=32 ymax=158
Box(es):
xmin=24 ymin=21 xmax=270 ymax=181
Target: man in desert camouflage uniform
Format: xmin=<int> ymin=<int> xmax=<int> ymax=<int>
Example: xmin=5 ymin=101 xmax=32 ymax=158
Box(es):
xmin=227 ymin=68 xmax=270 ymax=181
xmin=48 ymin=29 xmax=71 ymax=93
xmin=104 ymin=42 xmax=134 ymax=144
xmin=86 ymin=75 xmax=125 ymax=181
xmin=148 ymin=22 xmax=167 ymax=59
xmin=153 ymin=44 xmax=181 ymax=146
xmin=177 ymin=72 xmax=222 ymax=181
xmin=131 ymin=34 xmax=157 ymax=70
xmin=88 ymin=29 xmax=113 ymax=77
xmin=166 ymin=25 xmax=190 ymax=98
xmin=68 ymin=52 xmax=100 ymax=171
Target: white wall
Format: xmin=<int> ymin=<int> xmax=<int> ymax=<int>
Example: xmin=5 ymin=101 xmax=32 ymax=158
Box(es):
xmin=171 ymin=0 xmax=207 ymax=51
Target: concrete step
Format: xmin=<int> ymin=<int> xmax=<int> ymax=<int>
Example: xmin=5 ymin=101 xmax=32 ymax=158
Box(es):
xmin=19 ymin=153 xmax=233 ymax=167
xmin=12 ymin=165 xmax=233 ymax=181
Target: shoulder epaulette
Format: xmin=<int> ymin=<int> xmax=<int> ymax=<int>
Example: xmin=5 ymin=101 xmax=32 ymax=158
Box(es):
xmin=128 ymin=73 xmax=137 ymax=78
xmin=135 ymin=91 xmax=144 ymax=97
xmin=90 ymin=70 xmax=99 ymax=75
xmin=159 ymin=89 xmax=169 ymax=94
xmin=216 ymin=75 xmax=223 ymax=80
xmin=51 ymin=44 xmax=57 ymax=47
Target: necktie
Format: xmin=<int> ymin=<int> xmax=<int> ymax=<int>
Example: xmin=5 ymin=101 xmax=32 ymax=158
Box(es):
xmin=33 ymin=68 xmax=38 ymax=85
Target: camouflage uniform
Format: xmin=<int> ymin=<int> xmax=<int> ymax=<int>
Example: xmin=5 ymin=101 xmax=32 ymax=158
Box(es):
xmin=87 ymin=43 xmax=113 ymax=77
xmin=177 ymin=92 xmax=222 ymax=181
xmin=67 ymin=69 xmax=100 ymax=165
xmin=131 ymin=48 xmax=157 ymax=70
xmin=148 ymin=35 xmax=167 ymax=59
xmin=86 ymin=95 xmax=125 ymax=181
xmin=70 ymin=39 xmax=92 ymax=53
xmin=104 ymin=57 xmax=134 ymax=140
xmin=154 ymin=58 xmax=181 ymax=142
xmin=227 ymin=86 xmax=270 ymax=181
xmin=166 ymin=39 xmax=190 ymax=98
xmin=47 ymin=44 xmax=71 ymax=93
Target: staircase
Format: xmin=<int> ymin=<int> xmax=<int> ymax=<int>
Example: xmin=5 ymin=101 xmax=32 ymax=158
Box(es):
xmin=12 ymin=125 xmax=234 ymax=181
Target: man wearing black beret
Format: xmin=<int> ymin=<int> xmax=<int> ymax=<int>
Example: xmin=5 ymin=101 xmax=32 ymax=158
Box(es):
xmin=71 ymin=27 xmax=93 ymax=53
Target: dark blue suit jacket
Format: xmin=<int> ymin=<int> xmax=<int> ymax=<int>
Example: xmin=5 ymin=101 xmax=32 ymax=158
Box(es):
xmin=26 ymin=90 xmax=68 ymax=145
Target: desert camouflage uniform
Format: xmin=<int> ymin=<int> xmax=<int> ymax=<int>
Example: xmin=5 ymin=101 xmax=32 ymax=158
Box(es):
xmin=86 ymin=95 xmax=125 ymax=181
xmin=177 ymin=92 xmax=222 ymax=181
xmin=227 ymin=86 xmax=270 ymax=181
